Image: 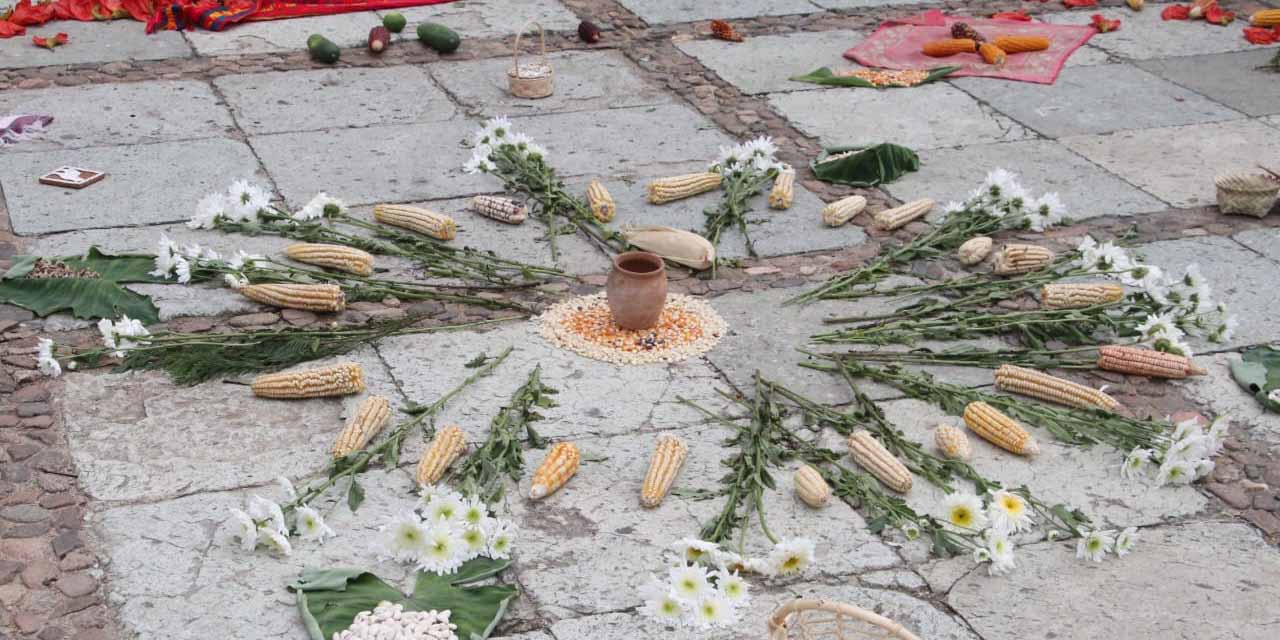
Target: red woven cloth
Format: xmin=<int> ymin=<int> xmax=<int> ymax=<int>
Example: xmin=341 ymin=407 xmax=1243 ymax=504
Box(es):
xmin=845 ymin=9 xmax=1097 ymax=84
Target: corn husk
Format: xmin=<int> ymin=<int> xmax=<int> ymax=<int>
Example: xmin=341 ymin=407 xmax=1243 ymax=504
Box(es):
xmin=621 ymin=226 xmax=715 ymax=271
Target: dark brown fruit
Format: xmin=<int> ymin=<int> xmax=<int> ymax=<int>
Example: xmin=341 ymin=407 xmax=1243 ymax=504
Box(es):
xmin=950 ymin=22 xmax=986 ymax=42
xmin=368 ymin=26 xmax=389 ymax=53
xmin=578 ymin=20 xmax=602 ymax=43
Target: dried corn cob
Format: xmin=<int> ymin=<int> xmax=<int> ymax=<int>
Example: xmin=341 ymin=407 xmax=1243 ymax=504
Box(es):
xmin=923 ymin=38 xmax=977 ymax=57
xmin=1040 ymin=283 xmax=1125 ymax=310
xmin=530 ymin=442 xmax=580 ymax=500
xmin=821 ymin=195 xmax=867 ymax=227
xmin=1096 ymin=345 xmax=1206 ymax=379
xmin=995 ymin=364 xmax=1119 ymax=411
xmin=847 ymin=431 xmax=912 ymax=493
xmin=647 ymin=172 xmax=722 ymax=204
xmin=978 ymin=42 xmax=1007 ymax=65
xmin=1127 ymin=0 xmax=1144 ymax=10
xmin=469 ymin=195 xmax=527 ymax=225
xmin=416 ymin=424 xmax=466 ymax=486
xmin=992 ymin=244 xmax=1054 ymax=275
xmin=958 ymin=236 xmax=993 ymax=265
xmin=768 ymin=167 xmax=795 ymax=210
xmin=586 ymin=179 xmax=616 ymax=223
xmin=1253 ymin=9 xmax=1280 ymax=26
xmin=873 ymin=198 xmax=934 ymax=231
xmin=933 ymin=424 xmax=972 ymax=461
xmin=992 ymin=35 xmax=1050 ymax=53
xmin=332 ymin=395 xmax=391 ymax=458
xmin=640 ymin=435 xmax=687 ymax=508
xmin=962 ymin=401 xmax=1039 ymax=456
xmin=251 ymin=362 xmax=365 ymax=399
xmin=793 ymin=464 xmax=832 ymax=508
xmin=373 ymin=204 xmax=457 ymax=240
xmin=240 ymin=283 xmax=346 ymax=312
xmin=285 ymin=243 xmax=374 ymax=276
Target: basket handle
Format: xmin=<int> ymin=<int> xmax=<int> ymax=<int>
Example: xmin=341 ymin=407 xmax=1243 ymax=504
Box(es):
xmin=511 ymin=21 xmax=548 ymax=73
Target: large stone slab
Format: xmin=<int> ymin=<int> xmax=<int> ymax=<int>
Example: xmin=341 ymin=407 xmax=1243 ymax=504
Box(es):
xmin=0 ymin=20 xmax=191 ymax=70
xmin=0 ymin=80 xmax=232 ymax=151
xmin=1041 ymin=6 xmax=1278 ymax=59
xmin=430 ymin=50 xmax=672 ymax=118
xmin=951 ymin=64 xmax=1241 ymax=138
xmin=770 ymin=84 xmax=1030 ymax=151
xmin=61 ymin=348 xmax=399 ymax=503
xmin=947 ymin=522 xmax=1280 ymax=640
xmin=184 ymin=12 xmax=380 ymax=57
xmin=616 ymin=0 xmax=819 ymax=25
xmin=884 ymin=139 xmax=1168 ymax=218
xmin=1062 ymin=119 xmax=1280 ymax=208
xmin=675 ymin=30 xmax=864 ymax=96
xmin=0 ymin=137 xmax=263 ymax=236
xmin=1136 ymin=49 xmax=1280 ymax=118
xmin=381 ymin=0 xmax=579 ymax=41
xmin=1179 ymin=353 xmax=1280 ymax=453
xmin=214 ymin=66 xmax=458 ymax=135
xmin=1234 ymin=227 xmax=1280 ymax=264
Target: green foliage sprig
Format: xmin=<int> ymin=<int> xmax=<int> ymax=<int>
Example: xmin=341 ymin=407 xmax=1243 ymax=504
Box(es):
xmin=450 ymin=365 xmax=558 ymax=503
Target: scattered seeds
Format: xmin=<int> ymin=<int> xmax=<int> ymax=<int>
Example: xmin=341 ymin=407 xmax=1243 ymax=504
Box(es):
xmin=536 ymin=293 xmax=727 ymax=365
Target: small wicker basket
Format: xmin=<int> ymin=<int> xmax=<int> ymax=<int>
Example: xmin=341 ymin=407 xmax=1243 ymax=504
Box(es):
xmin=508 ymin=22 xmax=553 ymax=99
xmin=767 ymin=599 xmax=922 ymax=640
xmin=1215 ymin=171 xmax=1279 ymax=218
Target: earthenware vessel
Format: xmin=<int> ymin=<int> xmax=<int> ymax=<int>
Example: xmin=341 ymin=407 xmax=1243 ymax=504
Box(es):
xmin=605 ymin=251 xmax=667 ymax=330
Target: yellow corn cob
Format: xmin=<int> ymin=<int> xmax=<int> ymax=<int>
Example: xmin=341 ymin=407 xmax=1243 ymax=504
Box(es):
xmin=240 ymin=283 xmax=346 ymax=312
xmin=768 ymin=167 xmax=795 ymax=210
xmin=1040 ymin=283 xmax=1125 ymax=310
xmin=646 ymin=172 xmax=722 ymax=204
xmin=1251 ymin=9 xmax=1280 ymax=26
xmin=962 ymin=401 xmax=1039 ymax=456
xmin=1096 ymin=345 xmax=1206 ymax=379
xmin=586 ymin=179 xmax=616 ymax=223
xmin=847 ymin=430 xmax=912 ymax=493
xmin=284 ymin=243 xmax=375 ymax=276
xmin=251 ymin=362 xmax=365 ymax=399
xmin=994 ymin=364 xmax=1119 ymax=411
xmin=821 ymin=195 xmax=867 ymax=227
xmin=933 ymin=424 xmax=971 ymax=460
xmin=373 ymin=204 xmax=457 ymax=240
xmin=332 ymin=395 xmax=392 ymax=458
xmin=1127 ymin=0 xmax=1144 ymax=10
xmin=416 ymin=425 xmax=466 ymax=486
xmin=530 ymin=442 xmax=580 ymax=500
xmin=640 ymin=435 xmax=687 ymax=508
xmin=958 ymin=236 xmax=993 ymax=265
xmin=992 ymin=244 xmax=1054 ymax=275
xmin=793 ymin=464 xmax=832 ymax=508
xmin=873 ymin=198 xmax=934 ymax=231
xmin=469 ymin=195 xmax=527 ymax=225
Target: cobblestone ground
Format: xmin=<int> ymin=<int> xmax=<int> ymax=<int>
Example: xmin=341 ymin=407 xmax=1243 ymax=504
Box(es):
xmin=3 ymin=1 xmax=1280 ymax=638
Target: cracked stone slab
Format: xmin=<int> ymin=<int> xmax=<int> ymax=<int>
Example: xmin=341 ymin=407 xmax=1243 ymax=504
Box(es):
xmin=430 ymin=50 xmax=673 ymax=118
xmin=616 ymin=0 xmax=819 ymax=25
xmin=770 ymin=84 xmax=1030 ymax=151
xmin=947 ymin=522 xmax=1280 ymax=640
xmin=379 ymin=0 xmax=579 ymax=41
xmin=0 ymin=137 xmax=263 ymax=236
xmin=184 ymin=11 xmax=381 ymax=57
xmin=1041 ymin=6 xmax=1279 ymax=59
xmin=1179 ymin=353 xmax=1280 ymax=454
xmin=61 ymin=348 xmax=399 ymax=503
xmin=884 ymin=139 xmax=1167 ymax=219
xmin=1234 ymin=227 xmax=1280 ymax=264
xmin=1136 ymin=49 xmax=1280 ymax=118
xmin=951 ymin=64 xmax=1241 ymax=139
xmin=675 ymin=30 xmax=865 ymax=96
xmin=0 ymin=80 xmax=232 ymax=151
xmin=214 ymin=66 xmax=459 ymax=136
xmin=0 ymin=20 xmax=191 ymax=70
xmin=1061 ymin=119 xmax=1280 ymax=209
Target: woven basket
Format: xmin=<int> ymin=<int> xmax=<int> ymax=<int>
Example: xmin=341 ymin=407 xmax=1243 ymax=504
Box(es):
xmin=508 ymin=22 xmax=553 ymax=99
xmin=1215 ymin=172 xmax=1279 ymax=218
xmin=767 ymin=599 xmax=923 ymax=640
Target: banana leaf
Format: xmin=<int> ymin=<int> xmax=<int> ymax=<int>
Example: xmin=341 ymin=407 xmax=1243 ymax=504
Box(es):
xmin=290 ymin=558 xmax=517 ymax=640
xmin=790 ymin=65 xmax=959 ymax=88
xmin=1230 ymin=346 xmax=1280 ymax=413
xmin=0 ymin=247 xmax=165 ymax=323
xmin=811 ymin=143 xmax=920 ymax=188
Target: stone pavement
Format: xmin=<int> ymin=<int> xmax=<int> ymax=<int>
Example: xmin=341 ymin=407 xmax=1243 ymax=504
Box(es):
xmin=2 ymin=1 xmax=1280 ymax=639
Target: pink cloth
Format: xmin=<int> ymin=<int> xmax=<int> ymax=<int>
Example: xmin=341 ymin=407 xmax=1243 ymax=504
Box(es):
xmin=845 ymin=10 xmax=1096 ymax=85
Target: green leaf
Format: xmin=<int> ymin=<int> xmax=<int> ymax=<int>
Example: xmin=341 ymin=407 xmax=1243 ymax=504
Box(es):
xmin=1232 ymin=346 xmax=1280 ymax=413
xmin=347 ymin=478 xmax=365 ymax=512
xmin=291 ymin=559 xmax=518 ymax=640
xmin=810 ymin=143 xmax=921 ymax=188
xmin=1 ymin=256 xmax=38 ymax=280
xmin=464 ymin=353 xmax=490 ymax=368
xmin=60 ymin=247 xmax=170 ymax=283
xmin=0 ymin=278 xmax=160 ymax=323
xmin=789 ymin=65 xmax=959 ymax=88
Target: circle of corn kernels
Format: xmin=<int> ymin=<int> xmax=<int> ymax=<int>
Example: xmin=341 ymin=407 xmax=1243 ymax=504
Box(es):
xmin=535 ymin=293 xmax=727 ymax=365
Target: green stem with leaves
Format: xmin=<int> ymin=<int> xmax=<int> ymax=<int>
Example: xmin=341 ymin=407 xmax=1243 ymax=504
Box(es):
xmin=702 ymin=169 xmax=773 ymax=259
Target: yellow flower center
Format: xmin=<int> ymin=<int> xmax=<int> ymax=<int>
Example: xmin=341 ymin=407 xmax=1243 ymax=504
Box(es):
xmin=950 ymin=506 xmax=974 ymax=527
xmin=781 ymin=555 xmax=802 ymax=572
xmin=999 ymin=495 xmax=1024 ymax=517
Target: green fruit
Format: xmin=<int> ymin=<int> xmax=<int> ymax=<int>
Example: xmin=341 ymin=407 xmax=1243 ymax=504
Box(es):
xmin=307 ymin=34 xmax=340 ymax=64
xmin=382 ymin=12 xmax=406 ymax=33
xmin=417 ymin=22 xmax=461 ymax=54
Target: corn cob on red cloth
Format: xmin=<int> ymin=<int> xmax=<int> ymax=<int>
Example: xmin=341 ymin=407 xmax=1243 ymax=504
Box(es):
xmin=845 ymin=9 xmax=1096 ymax=84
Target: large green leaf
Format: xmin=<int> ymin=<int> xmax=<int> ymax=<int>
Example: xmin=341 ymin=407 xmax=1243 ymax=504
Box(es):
xmin=1231 ymin=346 xmax=1280 ymax=413
xmin=790 ymin=65 xmax=959 ymax=88
xmin=59 ymin=247 xmax=170 ymax=283
xmin=0 ymin=278 xmax=160 ymax=324
xmin=811 ymin=143 xmax=921 ymax=187
xmin=290 ymin=558 xmax=518 ymax=640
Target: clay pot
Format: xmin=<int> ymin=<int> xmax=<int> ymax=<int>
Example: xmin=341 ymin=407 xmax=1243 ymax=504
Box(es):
xmin=606 ymin=251 xmax=668 ymax=330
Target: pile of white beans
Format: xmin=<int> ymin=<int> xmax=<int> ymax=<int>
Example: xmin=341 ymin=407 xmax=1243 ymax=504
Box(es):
xmin=332 ymin=601 xmax=457 ymax=640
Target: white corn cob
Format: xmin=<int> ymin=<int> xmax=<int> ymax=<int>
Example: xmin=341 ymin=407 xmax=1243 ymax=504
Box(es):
xmin=768 ymin=167 xmax=795 ymax=210
xmin=240 ymin=283 xmax=346 ymax=312
xmin=284 ymin=243 xmax=375 ymax=276
xmin=933 ymin=424 xmax=972 ymax=460
xmin=530 ymin=442 xmax=580 ymax=500
xmin=873 ymin=198 xmax=934 ymax=230
xmin=994 ymin=364 xmax=1119 ymax=411
xmin=586 ymin=179 xmax=616 ymax=223
xmin=647 ymin=172 xmax=722 ymax=204
xmin=957 ymin=236 xmax=993 ymax=265
xmin=469 ymin=195 xmax=527 ymax=225
xmin=1040 ymin=283 xmax=1125 ymax=310
xmin=992 ymin=244 xmax=1054 ymax=275
xmin=621 ymin=225 xmax=715 ymax=270
xmin=962 ymin=401 xmax=1039 ymax=456
xmin=251 ymin=362 xmax=365 ymax=399
xmin=416 ymin=425 xmax=466 ymax=486
xmin=373 ymin=204 xmax=457 ymax=240
xmin=332 ymin=395 xmax=392 ymax=458
xmin=640 ymin=435 xmax=688 ymax=508
xmin=821 ymin=195 xmax=867 ymax=227
xmin=847 ymin=430 xmax=912 ymax=493
xmin=793 ymin=464 xmax=832 ymax=508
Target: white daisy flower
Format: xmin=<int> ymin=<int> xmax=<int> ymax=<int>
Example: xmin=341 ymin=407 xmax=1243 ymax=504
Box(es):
xmin=1204 ymin=419 xmax=1228 ymax=455
xmin=188 ymin=192 xmax=228 ymax=229
xmin=173 ymin=257 xmax=192 ymax=284
xmin=247 ymin=495 xmax=287 ymax=535
xmin=1025 ymin=192 xmax=1065 ymax=231
xmin=745 ymin=136 xmax=778 ymax=159
xmin=227 ymin=180 xmax=270 ymax=221
xmin=1076 ymin=528 xmax=1114 ymax=562
xmin=261 ymin=528 xmax=292 ymax=556
xmin=277 ymin=476 xmax=297 ymax=501
xmin=765 ymin=537 xmax=815 ymax=576
xmin=425 ymin=493 xmax=465 ymax=524
xmin=639 ymin=575 xmax=685 ymax=624
xmin=1045 ymin=529 xmax=1062 ymax=542
xmin=1170 ymin=418 xmax=1202 ymax=442
xmin=226 ymin=249 xmax=260 ymax=270
xmin=417 ymin=524 xmax=467 ymax=575
xmin=295 ymin=506 xmax=335 ymax=541
xmin=228 ymin=508 xmax=258 ymax=552
xmin=524 ymin=142 xmax=549 ymax=160
xmin=1193 ymin=459 xmax=1215 ymax=479
xmin=415 ymin=484 xmax=460 ymax=509
xmin=1136 ymin=312 xmax=1183 ymax=342
xmin=459 ymin=525 xmax=487 ymax=558
xmin=1121 ymin=448 xmax=1153 ymax=480
xmin=223 ymin=273 xmax=248 ymax=290
xmin=383 ymin=511 xmax=431 ymax=562
xmin=1093 ymin=242 xmax=1133 ymax=272
xmin=901 ymin=522 xmax=921 ymax=540
xmin=714 ymin=569 xmax=749 ymax=603
xmin=1165 ymin=435 xmax=1207 ymax=463
xmin=986 ymin=532 xmax=1017 ymax=576
xmin=972 ymin=547 xmax=991 ymax=563
xmin=942 ymin=200 xmax=966 ymax=216
xmin=303 ymin=192 xmax=345 ymax=218
xmin=1114 ymin=526 xmax=1138 ymax=557
xmin=1212 ymin=315 xmax=1238 ymax=343
xmin=460 ymin=497 xmax=488 ymax=528
xmin=668 ymin=564 xmax=713 ymax=603
xmin=942 ymin=493 xmax=989 ymax=531
xmin=150 ymin=234 xmax=180 ymax=278
xmin=1155 ymin=459 xmax=1195 ymax=486
xmin=987 ymin=490 xmax=1034 ymax=535
xmin=36 ymin=338 xmax=61 ymax=377
xmin=97 ymin=318 xmax=119 ymax=354
xmin=482 ymin=518 xmax=517 ymax=560
xmin=982 ymin=168 xmax=1021 ymax=199
xmin=710 ymin=548 xmax=745 ymax=572
xmin=462 ymin=151 xmax=496 ymax=174
xmin=480 ymin=116 xmax=513 ymax=143
xmin=671 ymin=538 xmax=719 ymax=564
xmin=691 ymin=595 xmax=736 ymax=628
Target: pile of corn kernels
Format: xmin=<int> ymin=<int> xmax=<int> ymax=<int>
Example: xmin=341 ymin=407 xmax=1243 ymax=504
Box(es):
xmin=832 ymin=68 xmax=931 ymax=87
xmin=536 ymin=293 xmax=727 ymax=365
xmin=332 ymin=602 xmax=456 ymax=640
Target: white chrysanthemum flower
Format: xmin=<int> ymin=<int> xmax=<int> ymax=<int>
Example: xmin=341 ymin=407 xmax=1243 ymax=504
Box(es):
xmin=425 ymin=493 xmax=465 ymax=524
xmin=639 ymin=575 xmax=686 ymax=624
xmin=1045 ymin=529 xmax=1062 ymax=542
xmin=173 ymin=256 xmax=192 ymax=284
xmin=745 ymin=136 xmax=778 ymax=159
xmin=1166 ymin=435 xmax=1207 ymax=463
xmin=97 ymin=318 xmax=118 ymax=354
xmin=1025 ymin=192 xmax=1065 ymax=232
xmin=414 ymin=525 xmax=466 ymax=574
xmin=247 ymin=495 xmax=287 ymax=535
xmin=982 ymin=168 xmax=1021 ymax=197
xmin=1181 ymin=263 xmax=1206 ymax=290
xmin=481 ymin=116 xmax=513 ymax=142
xmin=383 ymin=511 xmax=431 ymax=562
xmin=985 ymin=532 xmax=1016 ymax=576
xmin=742 ymin=557 xmax=771 ymax=575
xmin=710 ymin=548 xmax=744 ymax=572
xmin=713 ymin=569 xmax=748 ymax=603
xmin=942 ymin=493 xmax=989 ymax=531
xmin=1204 ymin=419 xmax=1228 ymax=455
xmin=462 ymin=151 xmax=496 ymax=174
xmin=228 ymin=508 xmax=258 ymax=552
xmin=505 ymin=132 xmax=533 ymax=150
xmin=188 ymin=192 xmax=229 ymax=229
xmin=227 ymin=180 xmax=270 ymax=221
xmin=691 ymin=595 xmax=736 ymax=629
xmin=901 ymin=522 xmax=921 ymax=540
xmin=1170 ymin=418 xmax=1202 ymax=442
xmin=1155 ymin=459 xmax=1195 ymax=486
xmin=672 ymin=538 xmax=719 ymax=564
xmin=295 ymin=506 xmax=335 ymax=541
xmin=460 ymin=497 xmax=487 ymax=528
xmin=36 ymin=338 xmax=61 ymax=377
xmin=1212 ymin=314 xmax=1238 ymax=343
xmin=482 ymin=518 xmax=516 ymax=560
xmin=303 ymin=192 xmax=346 ymax=218
xmin=1119 ymin=263 xmax=1162 ymax=290
xmin=1094 ymin=242 xmax=1132 ymax=272
xmin=1121 ymin=448 xmax=1153 ymax=480
xmin=150 ymin=234 xmax=180 ymax=278
xmin=765 ymin=537 xmax=815 ymax=576
xmin=223 ymin=273 xmax=248 ymax=290
xmin=942 ymin=200 xmax=966 ymax=215
xmin=416 ymin=484 xmax=461 ymax=509
xmin=669 ymin=564 xmax=713 ymax=603
xmin=1136 ymin=312 xmax=1183 ymax=342
xmin=261 ymin=528 xmax=292 ymax=556
xmin=1076 ymin=528 xmax=1114 ymax=562
xmin=987 ymin=490 xmax=1034 ymax=535
xmin=459 ymin=525 xmax=487 ymax=558
xmin=277 ymin=476 xmax=297 ymax=501
xmin=1193 ymin=459 xmax=1215 ymax=479
xmin=1114 ymin=526 xmax=1138 ymax=557
xmin=972 ymin=547 xmax=991 ymax=563
xmin=524 ymin=142 xmax=549 ymax=160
